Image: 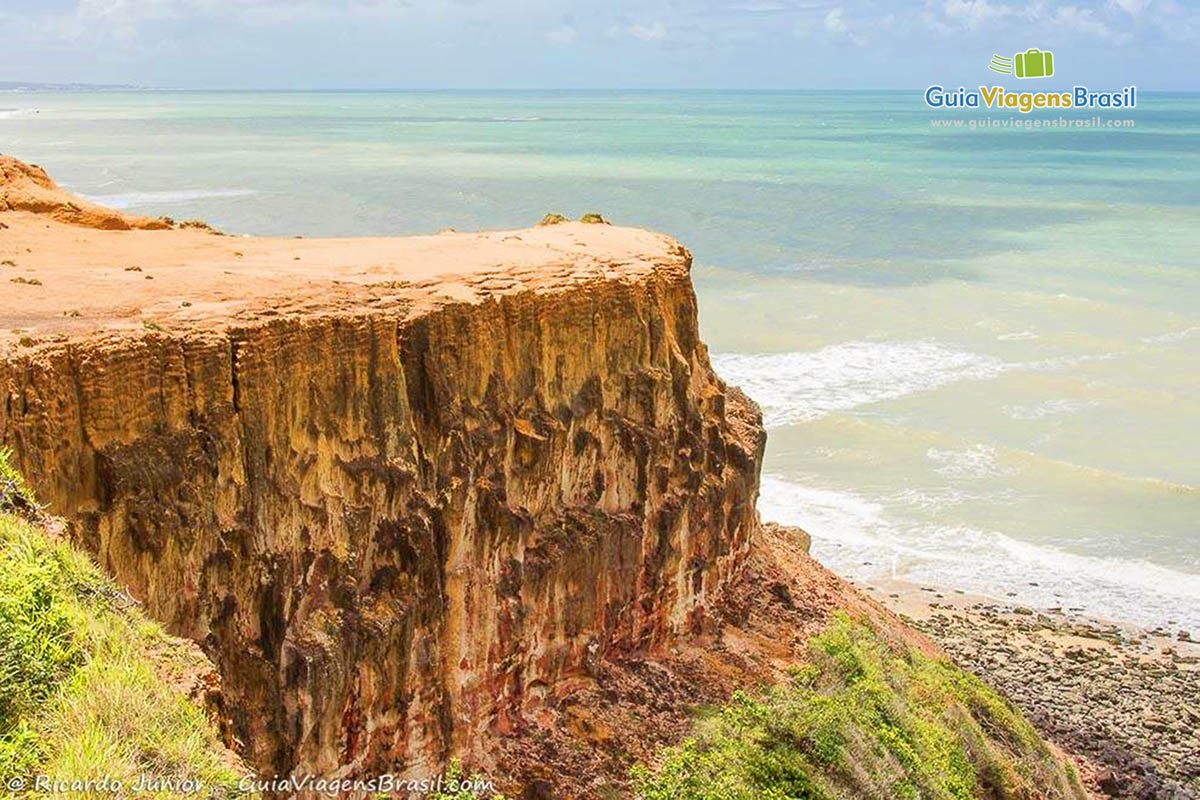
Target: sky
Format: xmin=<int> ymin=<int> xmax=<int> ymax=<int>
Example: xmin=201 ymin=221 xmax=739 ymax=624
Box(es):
xmin=0 ymin=0 xmax=1196 ymax=90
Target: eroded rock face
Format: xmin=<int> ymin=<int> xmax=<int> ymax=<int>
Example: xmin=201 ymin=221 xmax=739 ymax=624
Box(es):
xmin=0 ymin=155 xmax=172 ymax=230
xmin=0 ymin=253 xmax=764 ymax=779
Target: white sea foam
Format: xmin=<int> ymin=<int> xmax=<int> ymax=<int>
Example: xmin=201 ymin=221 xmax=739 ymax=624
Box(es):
xmin=1141 ymin=326 xmax=1200 ymax=344
xmin=712 ymin=341 xmax=1008 ymax=427
xmin=758 ymin=476 xmax=902 ymax=552
xmin=712 ymin=341 xmax=1113 ymax=428
xmin=758 ymin=474 xmax=1200 ymax=630
xmin=888 ymin=487 xmax=971 ymax=513
xmin=1004 ymin=398 xmax=1099 ymax=420
xmin=81 ymin=189 xmax=257 ymax=209
xmin=926 ymin=445 xmax=1015 ymax=479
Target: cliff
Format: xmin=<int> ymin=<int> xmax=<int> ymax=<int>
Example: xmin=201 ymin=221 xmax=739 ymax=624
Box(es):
xmin=0 ymin=156 xmax=763 ymax=783
xmin=0 ymin=158 xmax=1090 ymax=799
xmin=0 ymin=156 xmax=171 ymax=231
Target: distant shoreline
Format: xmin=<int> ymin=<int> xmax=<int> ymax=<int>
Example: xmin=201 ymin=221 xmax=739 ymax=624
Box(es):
xmin=3 ymin=84 xmax=1197 ymax=93
xmin=0 ymin=81 xmax=142 ymax=91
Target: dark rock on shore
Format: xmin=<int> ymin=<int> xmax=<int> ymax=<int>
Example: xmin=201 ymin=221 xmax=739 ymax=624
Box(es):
xmin=909 ymin=603 xmax=1199 ymax=799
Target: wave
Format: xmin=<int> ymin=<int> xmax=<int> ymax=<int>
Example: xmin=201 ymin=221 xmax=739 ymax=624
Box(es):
xmin=886 ymin=485 xmax=1018 ymax=513
xmin=712 ymin=341 xmax=1009 ymax=426
xmin=926 ymin=445 xmax=1015 ymax=479
xmin=1003 ymin=398 xmax=1099 ymax=420
xmin=758 ymin=474 xmax=1200 ymax=630
xmin=1142 ymin=326 xmax=1200 ymax=344
xmin=712 ymin=340 xmax=1113 ymax=428
xmin=711 ymin=341 xmax=1004 ymax=427
xmin=80 ymin=189 xmax=257 ymax=209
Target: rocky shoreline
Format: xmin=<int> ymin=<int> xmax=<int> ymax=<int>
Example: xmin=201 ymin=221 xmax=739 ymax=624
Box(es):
xmin=870 ymin=585 xmax=1200 ymax=799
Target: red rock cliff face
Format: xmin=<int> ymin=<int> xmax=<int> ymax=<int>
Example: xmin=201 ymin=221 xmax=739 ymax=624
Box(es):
xmin=0 ymin=221 xmax=764 ymax=780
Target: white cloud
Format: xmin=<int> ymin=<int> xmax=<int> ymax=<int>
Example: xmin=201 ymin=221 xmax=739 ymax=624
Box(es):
xmin=940 ymin=0 xmax=1014 ymax=30
xmin=1041 ymin=4 xmax=1128 ymax=40
xmin=546 ymin=24 xmax=578 ymax=44
xmin=1151 ymin=0 xmax=1199 ymax=42
xmin=727 ymin=1 xmax=788 ymax=10
xmin=823 ymin=6 xmax=866 ymax=44
xmin=923 ymin=0 xmax=1150 ymax=39
xmin=2 ymin=0 xmax=1194 ymax=87
xmin=69 ymin=0 xmax=417 ymax=35
xmin=1107 ymin=0 xmax=1149 ymax=15
xmin=823 ymin=6 xmax=848 ymax=32
xmin=628 ymin=21 xmax=667 ymax=40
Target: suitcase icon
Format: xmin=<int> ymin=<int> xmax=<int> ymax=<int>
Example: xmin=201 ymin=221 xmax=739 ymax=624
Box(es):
xmin=1014 ymin=48 xmax=1054 ymax=79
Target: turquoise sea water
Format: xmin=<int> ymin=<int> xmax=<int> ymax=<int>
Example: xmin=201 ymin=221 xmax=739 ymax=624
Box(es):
xmin=3 ymin=90 xmax=1198 ymax=630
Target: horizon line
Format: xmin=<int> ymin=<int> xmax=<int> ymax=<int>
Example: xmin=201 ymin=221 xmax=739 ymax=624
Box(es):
xmin=3 ymin=83 xmax=1197 ymax=93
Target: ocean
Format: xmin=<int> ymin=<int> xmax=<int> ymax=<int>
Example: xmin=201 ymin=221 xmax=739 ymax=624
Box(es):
xmin=3 ymin=90 xmax=1198 ymax=631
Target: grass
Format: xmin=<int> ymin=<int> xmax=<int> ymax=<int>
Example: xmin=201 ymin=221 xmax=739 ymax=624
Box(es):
xmin=0 ymin=450 xmax=249 ymax=797
xmin=633 ymin=613 xmax=1087 ymax=800
xmin=0 ymin=447 xmax=36 ymax=517
xmin=0 ymin=518 xmax=79 ymax=774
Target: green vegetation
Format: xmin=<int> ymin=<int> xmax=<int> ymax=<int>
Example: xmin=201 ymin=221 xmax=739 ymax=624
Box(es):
xmin=0 ymin=448 xmax=35 ymax=516
xmin=0 ymin=449 xmax=248 ymax=796
xmin=633 ymin=613 xmax=1086 ymax=800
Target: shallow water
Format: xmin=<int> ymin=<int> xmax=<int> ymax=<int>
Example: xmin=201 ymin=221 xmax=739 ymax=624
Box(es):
xmin=3 ymin=89 xmax=1198 ymax=629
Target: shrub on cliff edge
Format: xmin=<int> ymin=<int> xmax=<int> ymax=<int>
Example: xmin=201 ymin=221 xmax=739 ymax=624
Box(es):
xmin=633 ymin=613 xmax=1086 ymax=800
xmin=0 ymin=447 xmax=35 ymax=517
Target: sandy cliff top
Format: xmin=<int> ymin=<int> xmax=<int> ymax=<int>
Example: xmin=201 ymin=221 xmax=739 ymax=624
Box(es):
xmin=0 ymin=156 xmax=688 ymax=350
